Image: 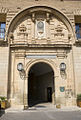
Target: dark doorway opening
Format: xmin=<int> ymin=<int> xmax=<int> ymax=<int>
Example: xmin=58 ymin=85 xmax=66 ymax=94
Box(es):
xmin=47 ymin=87 xmax=52 ymax=102
xmin=28 ymin=62 xmax=55 ymax=107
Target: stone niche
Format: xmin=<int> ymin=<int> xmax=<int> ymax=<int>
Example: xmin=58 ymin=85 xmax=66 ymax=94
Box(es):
xmin=9 ymin=10 xmax=70 ymax=45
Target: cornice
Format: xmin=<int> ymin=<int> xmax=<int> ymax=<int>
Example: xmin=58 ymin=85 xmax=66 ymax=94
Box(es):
xmin=10 ymin=43 xmax=72 ymax=49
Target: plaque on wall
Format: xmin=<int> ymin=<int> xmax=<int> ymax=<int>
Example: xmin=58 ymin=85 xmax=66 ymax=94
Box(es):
xmin=60 ymin=87 xmax=65 ymax=92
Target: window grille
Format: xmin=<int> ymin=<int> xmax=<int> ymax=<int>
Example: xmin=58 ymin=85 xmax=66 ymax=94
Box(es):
xmin=0 ymin=23 xmax=5 ymax=40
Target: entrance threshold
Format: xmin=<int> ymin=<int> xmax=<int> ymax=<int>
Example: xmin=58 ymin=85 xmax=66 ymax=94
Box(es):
xmin=28 ymin=102 xmax=55 ymax=110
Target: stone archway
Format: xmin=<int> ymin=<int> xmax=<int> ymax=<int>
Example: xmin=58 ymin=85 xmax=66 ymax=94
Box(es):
xmin=28 ymin=62 xmax=55 ymax=107
xmin=7 ymin=6 xmax=74 ymax=35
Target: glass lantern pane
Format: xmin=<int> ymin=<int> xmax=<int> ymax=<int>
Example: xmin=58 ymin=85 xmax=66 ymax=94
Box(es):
xmin=60 ymin=63 xmax=66 ymax=71
xmin=17 ymin=63 xmax=23 ymax=71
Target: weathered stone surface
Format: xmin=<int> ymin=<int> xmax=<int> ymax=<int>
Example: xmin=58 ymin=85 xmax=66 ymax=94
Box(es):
xmin=0 ymin=0 xmax=81 ymax=108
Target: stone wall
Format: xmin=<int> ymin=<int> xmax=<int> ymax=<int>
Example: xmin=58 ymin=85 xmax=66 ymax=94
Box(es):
xmin=0 ymin=47 xmax=9 ymax=96
xmin=0 ymin=0 xmax=81 ymax=107
xmin=73 ymin=46 xmax=81 ymax=94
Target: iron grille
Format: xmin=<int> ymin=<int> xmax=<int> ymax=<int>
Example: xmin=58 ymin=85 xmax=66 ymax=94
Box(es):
xmin=0 ymin=28 xmax=5 ymax=40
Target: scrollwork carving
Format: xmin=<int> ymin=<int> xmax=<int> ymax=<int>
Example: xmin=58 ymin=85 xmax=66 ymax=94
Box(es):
xmin=17 ymin=24 xmax=28 ymax=37
xmin=19 ymin=24 xmax=26 ymax=33
xmin=54 ymin=25 xmax=65 ymax=37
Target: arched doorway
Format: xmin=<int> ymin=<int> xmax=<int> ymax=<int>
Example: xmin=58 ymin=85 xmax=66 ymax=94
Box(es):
xmin=28 ymin=62 xmax=55 ymax=107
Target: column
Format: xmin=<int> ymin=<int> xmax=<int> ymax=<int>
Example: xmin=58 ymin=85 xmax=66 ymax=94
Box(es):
xmin=23 ymin=75 xmax=28 ymax=109
xmin=10 ymin=51 xmax=15 ymax=98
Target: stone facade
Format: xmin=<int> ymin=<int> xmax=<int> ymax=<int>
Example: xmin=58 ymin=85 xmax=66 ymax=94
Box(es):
xmin=0 ymin=0 xmax=81 ymax=108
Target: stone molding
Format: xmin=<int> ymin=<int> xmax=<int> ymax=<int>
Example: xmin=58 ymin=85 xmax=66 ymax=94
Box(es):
xmin=74 ymin=9 xmax=81 ymax=15
xmin=0 ymin=7 xmax=9 ymax=13
xmin=7 ymin=6 xmax=74 ymax=40
xmin=25 ymin=58 xmax=58 ymax=78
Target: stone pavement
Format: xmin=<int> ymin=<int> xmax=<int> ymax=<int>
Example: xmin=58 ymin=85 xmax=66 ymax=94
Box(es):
xmin=0 ymin=103 xmax=81 ymax=120
xmin=1 ymin=108 xmax=81 ymax=120
xmin=0 ymin=110 xmax=5 ymax=116
xmin=4 ymin=103 xmax=81 ymax=113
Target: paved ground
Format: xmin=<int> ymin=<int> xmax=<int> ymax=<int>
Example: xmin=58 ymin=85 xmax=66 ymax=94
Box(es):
xmin=0 ymin=103 xmax=81 ymax=120
xmin=0 ymin=110 xmax=81 ymax=120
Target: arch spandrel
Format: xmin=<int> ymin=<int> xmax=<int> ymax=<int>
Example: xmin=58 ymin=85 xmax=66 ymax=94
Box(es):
xmin=7 ymin=6 xmax=74 ymax=45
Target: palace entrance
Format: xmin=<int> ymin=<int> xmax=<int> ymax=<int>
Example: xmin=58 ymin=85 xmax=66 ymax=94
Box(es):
xmin=28 ymin=62 xmax=55 ymax=107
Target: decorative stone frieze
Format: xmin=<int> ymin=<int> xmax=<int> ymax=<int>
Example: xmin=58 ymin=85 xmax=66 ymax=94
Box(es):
xmin=74 ymin=9 xmax=81 ymax=15
xmin=19 ymin=24 xmax=26 ymax=32
xmin=11 ymin=15 xmax=69 ymax=44
xmin=54 ymin=25 xmax=65 ymax=37
xmin=17 ymin=24 xmax=28 ymax=40
xmin=7 ymin=6 xmax=73 ymax=45
xmin=0 ymin=7 xmax=9 ymax=13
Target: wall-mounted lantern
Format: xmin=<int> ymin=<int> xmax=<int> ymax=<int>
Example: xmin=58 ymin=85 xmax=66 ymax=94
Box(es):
xmin=17 ymin=62 xmax=27 ymax=110
xmin=60 ymin=62 xmax=66 ymax=71
xmin=60 ymin=62 xmax=66 ymax=79
xmin=17 ymin=63 xmax=23 ymax=71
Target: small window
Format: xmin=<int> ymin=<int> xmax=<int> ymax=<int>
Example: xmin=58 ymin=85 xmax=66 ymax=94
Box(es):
xmin=75 ymin=16 xmax=81 ymax=39
xmin=0 ymin=23 xmax=6 ymax=39
xmin=0 ymin=14 xmax=6 ymax=40
xmin=75 ymin=23 xmax=81 ymax=39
